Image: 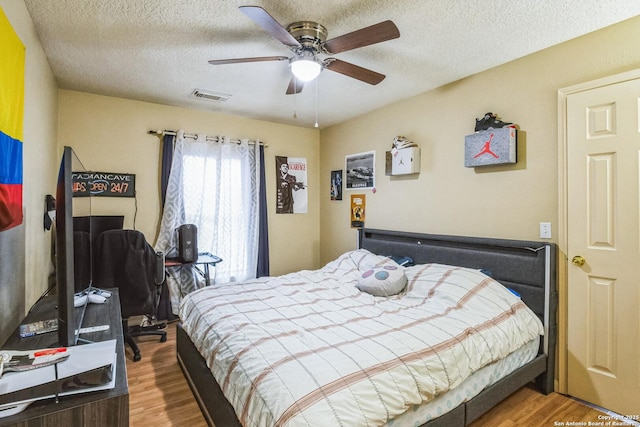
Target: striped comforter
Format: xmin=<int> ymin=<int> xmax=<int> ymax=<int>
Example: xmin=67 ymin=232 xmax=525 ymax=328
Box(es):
xmin=179 ymin=249 xmax=544 ymax=427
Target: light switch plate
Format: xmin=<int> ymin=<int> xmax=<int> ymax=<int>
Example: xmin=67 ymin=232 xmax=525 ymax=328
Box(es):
xmin=539 ymin=222 xmax=551 ymax=239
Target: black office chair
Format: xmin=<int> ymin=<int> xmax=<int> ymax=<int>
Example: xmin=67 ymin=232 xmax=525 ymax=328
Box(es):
xmin=93 ymin=229 xmax=167 ymax=362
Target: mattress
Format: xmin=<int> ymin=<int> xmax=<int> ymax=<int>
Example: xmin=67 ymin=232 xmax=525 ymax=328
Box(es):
xmin=179 ymin=249 xmax=544 ymax=427
xmin=387 ymin=336 xmax=539 ymax=426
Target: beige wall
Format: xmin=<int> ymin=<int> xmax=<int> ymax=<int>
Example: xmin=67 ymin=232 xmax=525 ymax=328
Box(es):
xmin=3 ymin=3 xmax=640 ymax=344
xmin=57 ymin=91 xmax=320 ymax=276
xmin=0 ymin=1 xmax=58 ymax=343
xmin=319 ymin=15 xmax=640 ymax=265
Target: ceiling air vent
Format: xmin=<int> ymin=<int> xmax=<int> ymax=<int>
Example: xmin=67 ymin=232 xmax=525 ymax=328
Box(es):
xmin=191 ymin=89 xmax=231 ymax=102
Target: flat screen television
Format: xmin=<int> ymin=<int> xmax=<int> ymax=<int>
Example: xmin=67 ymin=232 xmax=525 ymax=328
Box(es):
xmin=73 ymin=215 xmax=123 ymax=239
xmin=72 ymin=215 xmax=124 ymax=293
xmin=55 ymin=146 xmax=91 ymax=346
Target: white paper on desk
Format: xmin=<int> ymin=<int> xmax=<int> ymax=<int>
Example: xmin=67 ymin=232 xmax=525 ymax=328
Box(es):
xmin=0 ymin=339 xmax=117 ymax=418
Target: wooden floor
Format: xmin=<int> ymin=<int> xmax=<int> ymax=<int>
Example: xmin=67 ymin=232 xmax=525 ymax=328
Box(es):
xmin=126 ymin=322 xmax=207 ymax=427
xmin=126 ymin=325 xmax=611 ymax=427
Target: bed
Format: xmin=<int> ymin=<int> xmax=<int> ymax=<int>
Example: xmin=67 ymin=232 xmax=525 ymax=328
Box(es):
xmin=176 ymin=228 xmax=557 ymax=427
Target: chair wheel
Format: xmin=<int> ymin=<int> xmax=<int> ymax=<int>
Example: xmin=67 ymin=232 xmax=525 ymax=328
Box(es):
xmin=133 ymin=353 xmax=141 ymax=362
xmin=160 ymin=335 xmax=167 ymax=343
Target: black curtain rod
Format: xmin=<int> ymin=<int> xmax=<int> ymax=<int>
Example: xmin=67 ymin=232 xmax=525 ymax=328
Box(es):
xmin=147 ymin=130 xmax=267 ymax=147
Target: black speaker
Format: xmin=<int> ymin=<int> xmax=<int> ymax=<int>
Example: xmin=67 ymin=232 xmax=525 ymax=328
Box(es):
xmin=177 ymin=224 xmax=198 ymax=263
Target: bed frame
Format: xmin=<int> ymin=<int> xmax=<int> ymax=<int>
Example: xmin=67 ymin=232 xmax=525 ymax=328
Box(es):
xmin=176 ymin=228 xmax=557 ymax=427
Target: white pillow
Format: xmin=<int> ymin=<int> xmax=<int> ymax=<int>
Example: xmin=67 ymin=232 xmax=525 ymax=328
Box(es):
xmin=357 ymin=265 xmax=407 ymax=297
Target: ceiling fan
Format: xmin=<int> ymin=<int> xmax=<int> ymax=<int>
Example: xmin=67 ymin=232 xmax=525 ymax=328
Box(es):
xmin=208 ymin=6 xmax=400 ymax=94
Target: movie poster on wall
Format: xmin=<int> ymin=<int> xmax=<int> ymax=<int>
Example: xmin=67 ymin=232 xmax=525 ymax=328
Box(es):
xmin=350 ymin=194 xmax=366 ymax=228
xmin=276 ymin=156 xmax=307 ymax=214
xmin=330 ymin=170 xmax=343 ymax=200
xmin=345 ymin=151 xmax=375 ymax=190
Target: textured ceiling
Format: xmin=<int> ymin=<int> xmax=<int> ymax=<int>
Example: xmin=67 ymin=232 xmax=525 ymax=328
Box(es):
xmin=23 ymin=0 xmax=640 ymax=129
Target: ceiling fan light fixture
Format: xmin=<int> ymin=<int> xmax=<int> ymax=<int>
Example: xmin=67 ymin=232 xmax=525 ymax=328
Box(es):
xmin=290 ymin=55 xmax=322 ymax=82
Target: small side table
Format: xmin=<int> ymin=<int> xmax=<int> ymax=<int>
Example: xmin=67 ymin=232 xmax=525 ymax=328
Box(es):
xmin=165 ymin=252 xmax=222 ymax=287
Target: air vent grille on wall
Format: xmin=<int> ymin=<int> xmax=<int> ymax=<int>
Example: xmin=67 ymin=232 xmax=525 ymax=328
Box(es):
xmin=191 ymin=89 xmax=231 ymax=102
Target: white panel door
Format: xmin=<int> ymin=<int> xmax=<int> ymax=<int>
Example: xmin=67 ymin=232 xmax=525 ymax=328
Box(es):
xmin=566 ymin=78 xmax=640 ymax=415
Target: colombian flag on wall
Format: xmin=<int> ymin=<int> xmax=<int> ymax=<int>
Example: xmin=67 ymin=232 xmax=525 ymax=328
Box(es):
xmin=0 ymin=8 xmax=25 ymax=232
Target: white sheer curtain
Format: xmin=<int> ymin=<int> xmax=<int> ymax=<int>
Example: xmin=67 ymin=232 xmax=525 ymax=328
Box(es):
xmin=155 ymin=130 xmax=261 ymax=313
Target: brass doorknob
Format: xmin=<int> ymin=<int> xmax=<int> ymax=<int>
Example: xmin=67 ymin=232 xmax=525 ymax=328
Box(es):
xmin=571 ymin=255 xmax=586 ymax=266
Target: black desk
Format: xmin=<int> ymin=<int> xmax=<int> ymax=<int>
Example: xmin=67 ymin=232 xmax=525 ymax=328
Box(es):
xmin=0 ymin=290 xmax=129 ymax=427
xmin=165 ymin=253 xmax=222 ymax=287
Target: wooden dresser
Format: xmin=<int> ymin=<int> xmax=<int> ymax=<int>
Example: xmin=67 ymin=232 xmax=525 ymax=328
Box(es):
xmin=0 ymin=290 xmax=129 ymax=426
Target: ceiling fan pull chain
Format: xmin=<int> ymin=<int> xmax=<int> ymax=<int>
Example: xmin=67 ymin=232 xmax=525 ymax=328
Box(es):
xmin=293 ymin=79 xmax=298 ymax=119
xmin=314 ymin=78 xmax=319 ymax=128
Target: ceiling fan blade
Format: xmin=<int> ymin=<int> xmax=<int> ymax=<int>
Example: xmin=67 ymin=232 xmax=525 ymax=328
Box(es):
xmin=208 ymin=56 xmax=289 ymax=65
xmin=239 ymin=6 xmax=301 ymax=48
xmin=323 ymin=20 xmax=400 ymax=54
xmin=325 ymin=59 xmax=386 ymax=85
xmin=286 ymin=76 xmax=305 ymax=94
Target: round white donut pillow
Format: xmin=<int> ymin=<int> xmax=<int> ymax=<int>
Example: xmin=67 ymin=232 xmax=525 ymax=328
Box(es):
xmin=357 ymin=265 xmax=407 ymax=297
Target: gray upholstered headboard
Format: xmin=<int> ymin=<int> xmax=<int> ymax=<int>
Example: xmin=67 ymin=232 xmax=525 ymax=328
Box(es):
xmin=359 ymin=228 xmax=557 ymax=358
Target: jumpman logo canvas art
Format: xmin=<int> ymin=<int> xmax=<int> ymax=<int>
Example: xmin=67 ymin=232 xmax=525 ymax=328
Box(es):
xmin=464 ymin=127 xmax=517 ymax=167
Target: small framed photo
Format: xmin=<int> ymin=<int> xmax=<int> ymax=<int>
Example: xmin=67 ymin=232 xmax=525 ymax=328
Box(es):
xmin=350 ymin=194 xmax=366 ymax=228
xmin=330 ymin=170 xmax=343 ymax=200
xmin=345 ymin=151 xmax=375 ymax=190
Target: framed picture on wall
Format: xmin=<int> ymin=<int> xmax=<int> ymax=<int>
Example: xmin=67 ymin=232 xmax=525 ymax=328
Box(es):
xmin=276 ymin=156 xmax=308 ymax=214
xmin=345 ymin=151 xmax=375 ymax=190
xmin=330 ymin=170 xmax=343 ymax=200
xmin=350 ymin=194 xmax=366 ymax=228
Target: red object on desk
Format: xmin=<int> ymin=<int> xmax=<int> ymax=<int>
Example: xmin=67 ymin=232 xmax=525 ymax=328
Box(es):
xmin=33 ymin=348 xmax=67 ymax=358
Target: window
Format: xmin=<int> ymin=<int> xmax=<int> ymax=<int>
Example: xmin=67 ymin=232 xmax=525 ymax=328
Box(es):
xmin=157 ymin=135 xmax=260 ymax=308
xmin=181 ymin=151 xmax=257 ymax=281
